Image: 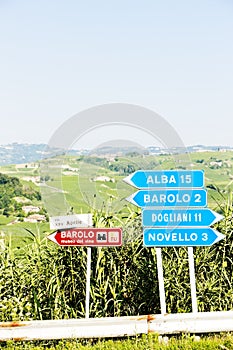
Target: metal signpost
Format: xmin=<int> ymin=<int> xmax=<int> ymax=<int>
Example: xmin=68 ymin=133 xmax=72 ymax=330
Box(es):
xmin=124 ymin=170 xmax=225 ymax=314
xmin=85 ymin=247 xmax=92 ymax=319
xmin=48 ymin=216 xmax=122 ymax=318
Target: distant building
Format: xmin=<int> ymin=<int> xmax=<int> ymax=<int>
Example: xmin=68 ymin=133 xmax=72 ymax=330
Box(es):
xmin=24 ymin=214 xmax=46 ymax=223
xmin=22 ymin=176 xmax=40 ymax=184
xmin=61 ymin=165 xmax=79 ymax=172
xmin=22 ymin=205 xmax=40 ymax=214
xmin=16 ymin=163 xmax=38 ymax=169
xmin=14 ymin=197 xmax=31 ymax=204
xmin=93 ymin=176 xmax=115 ymax=183
xmin=210 ymin=161 xmax=223 ymax=168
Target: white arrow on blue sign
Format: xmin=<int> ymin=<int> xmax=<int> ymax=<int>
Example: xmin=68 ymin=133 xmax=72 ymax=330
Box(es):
xmin=126 ymin=189 xmax=207 ymax=208
xmin=124 ymin=170 xmax=204 ymax=189
xmin=143 ymin=227 xmax=225 ymax=247
xmin=142 ymin=208 xmax=224 ymax=227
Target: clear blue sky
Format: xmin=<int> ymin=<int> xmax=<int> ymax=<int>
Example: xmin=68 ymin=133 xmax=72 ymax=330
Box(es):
xmin=1 ymin=0 xmax=233 ymax=148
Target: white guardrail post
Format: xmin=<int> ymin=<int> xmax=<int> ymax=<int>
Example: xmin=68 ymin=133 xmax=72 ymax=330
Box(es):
xmin=1 ymin=311 xmax=233 ymax=341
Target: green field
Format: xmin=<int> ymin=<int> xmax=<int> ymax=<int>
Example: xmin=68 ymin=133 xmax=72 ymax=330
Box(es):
xmin=1 ymin=150 xmax=233 ymax=244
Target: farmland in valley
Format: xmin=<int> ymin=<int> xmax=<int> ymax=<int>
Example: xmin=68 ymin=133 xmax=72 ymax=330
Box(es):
xmin=1 ymin=150 xmax=233 ymax=227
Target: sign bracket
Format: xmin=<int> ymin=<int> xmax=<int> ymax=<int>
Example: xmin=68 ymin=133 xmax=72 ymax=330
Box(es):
xmin=156 ymin=247 xmax=166 ymax=314
xmin=188 ymin=247 xmax=198 ymax=313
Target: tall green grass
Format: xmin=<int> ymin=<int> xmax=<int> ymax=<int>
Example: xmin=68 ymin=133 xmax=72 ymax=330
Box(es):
xmin=2 ymin=334 xmax=233 ymax=350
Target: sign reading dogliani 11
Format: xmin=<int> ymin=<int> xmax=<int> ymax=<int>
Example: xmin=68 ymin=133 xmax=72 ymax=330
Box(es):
xmin=124 ymin=170 xmax=204 ymax=189
xmin=48 ymin=228 xmax=122 ymax=247
xmin=143 ymin=228 xmax=225 ymax=247
xmin=126 ymin=189 xmax=207 ymax=208
xmin=142 ymin=208 xmax=224 ymax=227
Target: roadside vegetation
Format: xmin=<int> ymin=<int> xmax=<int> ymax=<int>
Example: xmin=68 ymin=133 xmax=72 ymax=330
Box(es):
xmin=0 ymin=193 xmax=232 ymax=321
xmin=0 ymin=151 xmax=233 ymax=348
xmin=1 ymin=333 xmax=233 ymax=349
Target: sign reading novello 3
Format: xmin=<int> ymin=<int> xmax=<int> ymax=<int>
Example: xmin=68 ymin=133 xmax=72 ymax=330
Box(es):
xmin=143 ymin=227 xmax=225 ymax=247
xmin=142 ymin=208 xmax=224 ymax=227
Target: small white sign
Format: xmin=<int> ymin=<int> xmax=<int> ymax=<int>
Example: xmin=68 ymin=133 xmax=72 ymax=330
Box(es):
xmin=49 ymin=214 xmax=93 ymax=230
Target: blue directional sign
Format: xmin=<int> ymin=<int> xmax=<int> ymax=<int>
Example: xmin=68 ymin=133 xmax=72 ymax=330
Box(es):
xmin=126 ymin=189 xmax=207 ymax=208
xmin=143 ymin=227 xmax=225 ymax=247
xmin=124 ymin=170 xmax=204 ymax=189
xmin=142 ymin=208 xmax=223 ymax=227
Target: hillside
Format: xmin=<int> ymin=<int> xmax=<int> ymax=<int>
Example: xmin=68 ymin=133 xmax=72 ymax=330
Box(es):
xmin=1 ymin=142 xmax=233 ymax=165
xmin=1 ymin=149 xmax=233 ymax=220
xmin=0 ymin=172 xmax=45 ymax=224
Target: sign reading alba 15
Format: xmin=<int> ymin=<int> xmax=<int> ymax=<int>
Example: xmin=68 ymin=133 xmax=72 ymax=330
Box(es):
xmin=124 ymin=170 xmax=204 ymax=189
xmin=124 ymin=170 xmax=225 ymax=247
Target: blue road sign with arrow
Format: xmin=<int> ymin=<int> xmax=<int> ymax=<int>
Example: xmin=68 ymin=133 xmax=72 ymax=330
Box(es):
xmin=143 ymin=227 xmax=225 ymax=247
xmin=142 ymin=208 xmax=224 ymax=227
xmin=124 ymin=170 xmax=204 ymax=189
xmin=126 ymin=189 xmax=207 ymax=208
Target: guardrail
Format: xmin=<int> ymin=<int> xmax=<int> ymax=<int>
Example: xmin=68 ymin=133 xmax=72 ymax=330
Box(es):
xmin=1 ymin=311 xmax=233 ymax=341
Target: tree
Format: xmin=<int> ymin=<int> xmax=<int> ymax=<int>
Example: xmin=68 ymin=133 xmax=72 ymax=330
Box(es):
xmin=3 ymin=207 xmax=10 ymax=217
